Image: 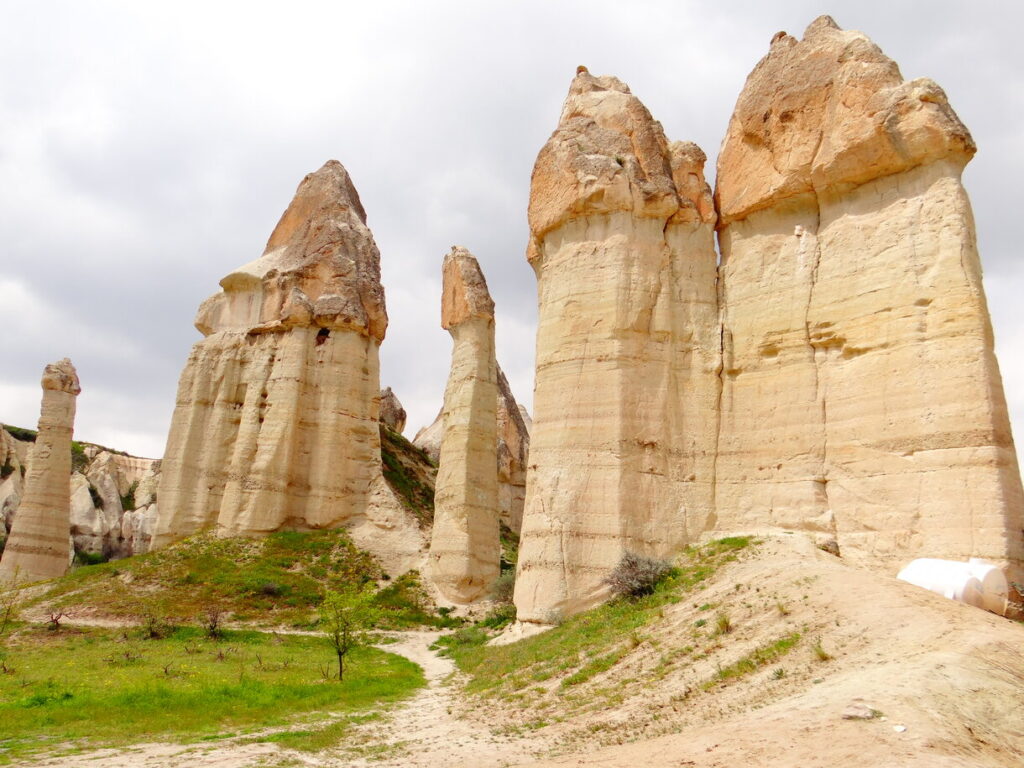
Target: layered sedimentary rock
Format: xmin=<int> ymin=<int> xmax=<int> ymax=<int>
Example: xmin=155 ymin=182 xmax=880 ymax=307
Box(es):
xmin=714 ymin=17 xmax=1024 ymax=575
xmin=496 ymin=368 xmax=530 ymax=534
xmin=0 ymin=359 xmax=80 ymax=583
xmin=514 ymin=69 xmax=720 ymax=622
xmin=413 ymin=367 xmax=530 ymax=534
xmin=379 ymin=387 xmax=407 ymax=434
xmin=429 ymin=246 xmax=501 ymax=602
xmin=152 ymin=161 xmax=390 ymax=547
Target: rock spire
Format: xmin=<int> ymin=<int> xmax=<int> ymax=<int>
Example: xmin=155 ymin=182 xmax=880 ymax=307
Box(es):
xmin=152 ymin=160 xmax=390 ymax=546
xmin=714 ymin=17 xmax=1024 ymax=575
xmin=0 ymin=359 xmax=80 ymax=583
xmin=513 ymin=70 xmax=720 ymax=622
xmin=429 ymin=246 xmax=501 ymax=603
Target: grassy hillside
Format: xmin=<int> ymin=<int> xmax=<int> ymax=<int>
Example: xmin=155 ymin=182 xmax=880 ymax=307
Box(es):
xmin=35 ymin=529 xmax=453 ymax=630
xmin=379 ymin=424 xmax=436 ymax=526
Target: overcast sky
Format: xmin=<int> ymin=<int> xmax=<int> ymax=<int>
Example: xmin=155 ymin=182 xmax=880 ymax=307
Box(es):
xmin=1 ymin=1 xmax=1022 ymax=467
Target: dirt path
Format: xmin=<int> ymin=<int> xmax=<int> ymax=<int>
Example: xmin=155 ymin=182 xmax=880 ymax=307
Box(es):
xmin=19 ymin=629 xmax=548 ymax=768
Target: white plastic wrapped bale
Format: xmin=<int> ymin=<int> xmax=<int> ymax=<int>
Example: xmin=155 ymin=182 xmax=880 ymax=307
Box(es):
xmin=897 ymin=558 xmax=1008 ymax=615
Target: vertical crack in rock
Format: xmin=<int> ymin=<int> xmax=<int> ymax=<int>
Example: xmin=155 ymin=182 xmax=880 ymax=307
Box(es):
xmin=429 ymin=246 xmax=501 ymax=603
xmin=0 ymin=359 xmax=80 ymax=583
xmin=514 ymin=69 xmax=719 ymax=622
xmin=714 ymin=16 xmax=1024 ymax=577
xmin=152 ymin=161 xmax=396 ymax=552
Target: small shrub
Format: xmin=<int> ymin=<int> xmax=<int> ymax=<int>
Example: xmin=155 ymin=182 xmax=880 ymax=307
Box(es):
xmin=0 ymin=460 xmax=13 ymax=480
xmin=775 ymin=601 xmax=790 ymax=616
xmin=258 ymin=582 xmax=284 ymax=597
xmin=490 ymin=570 xmax=515 ymax=605
xmin=87 ymin=484 xmax=104 ymax=509
xmin=604 ymin=552 xmax=675 ymax=599
xmin=202 ymin=606 xmax=226 ymax=639
xmin=715 ymin=613 xmax=732 ymax=635
xmin=73 ymin=550 xmax=107 ymax=567
xmin=120 ymin=480 xmax=139 ymax=511
xmin=812 ymin=638 xmax=832 ymax=662
xmin=772 ymin=667 xmax=786 ymax=679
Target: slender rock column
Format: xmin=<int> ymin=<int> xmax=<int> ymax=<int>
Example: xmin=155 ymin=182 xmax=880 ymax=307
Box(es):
xmin=429 ymin=246 xmax=500 ymax=603
xmin=0 ymin=359 xmax=80 ymax=583
xmin=513 ymin=69 xmax=720 ymax=622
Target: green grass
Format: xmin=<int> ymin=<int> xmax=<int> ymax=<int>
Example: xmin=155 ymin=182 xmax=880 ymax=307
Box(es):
xmin=704 ymin=632 xmax=802 ymax=688
xmin=437 ymin=536 xmax=755 ymax=702
xmin=380 ymin=426 xmax=436 ymax=527
xmin=0 ymin=625 xmax=425 ymax=763
xmin=37 ymin=530 xmax=450 ymax=629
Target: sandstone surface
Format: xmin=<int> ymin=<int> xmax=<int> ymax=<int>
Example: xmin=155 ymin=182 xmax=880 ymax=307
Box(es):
xmin=379 ymin=387 xmax=407 ymax=434
xmin=0 ymin=359 xmax=80 ymax=583
xmin=514 ymin=70 xmax=720 ymax=622
xmin=714 ymin=17 xmax=1024 ymax=579
xmin=414 ymin=367 xmax=530 ymax=534
xmin=429 ymin=246 xmax=501 ymax=602
xmin=152 ymin=161 xmax=393 ymax=549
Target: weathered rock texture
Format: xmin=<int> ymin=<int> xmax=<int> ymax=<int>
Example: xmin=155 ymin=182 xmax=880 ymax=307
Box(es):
xmin=414 ymin=368 xmax=530 ymax=534
xmin=429 ymin=247 xmax=501 ymax=602
xmin=0 ymin=360 xmax=80 ymax=583
xmin=153 ymin=161 xmax=393 ymax=548
xmin=514 ymin=69 xmax=720 ymax=622
xmin=714 ymin=16 xmax=1024 ymax=577
xmin=379 ymin=387 xmax=407 ymax=434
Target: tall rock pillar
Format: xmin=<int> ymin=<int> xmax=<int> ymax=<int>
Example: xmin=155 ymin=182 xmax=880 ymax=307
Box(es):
xmin=514 ymin=70 xmax=720 ymax=622
xmin=152 ymin=161 xmax=388 ymax=547
xmin=0 ymin=359 xmax=80 ymax=583
xmin=429 ymin=247 xmax=500 ymax=603
xmin=714 ymin=17 xmax=1024 ymax=576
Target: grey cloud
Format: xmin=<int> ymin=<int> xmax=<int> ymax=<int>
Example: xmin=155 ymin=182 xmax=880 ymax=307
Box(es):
xmin=1 ymin=1 xmax=1022 ymax=467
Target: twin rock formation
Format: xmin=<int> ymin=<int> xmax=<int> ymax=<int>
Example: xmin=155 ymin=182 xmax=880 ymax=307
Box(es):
xmin=514 ymin=17 xmax=1024 ymax=621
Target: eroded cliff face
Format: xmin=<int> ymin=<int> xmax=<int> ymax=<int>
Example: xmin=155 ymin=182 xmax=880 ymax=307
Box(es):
xmin=714 ymin=17 xmax=1024 ymax=575
xmin=514 ymin=69 xmax=720 ymax=622
xmin=152 ymin=161 xmax=407 ymax=554
xmin=0 ymin=359 xmax=80 ymax=583
xmin=429 ymin=247 xmax=501 ymax=602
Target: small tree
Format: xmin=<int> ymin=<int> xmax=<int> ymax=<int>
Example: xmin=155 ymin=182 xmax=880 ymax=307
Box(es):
xmin=319 ymin=584 xmax=379 ymax=681
xmin=0 ymin=567 xmax=25 ymax=645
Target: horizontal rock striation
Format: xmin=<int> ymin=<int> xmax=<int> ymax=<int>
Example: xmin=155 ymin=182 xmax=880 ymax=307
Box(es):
xmin=714 ymin=16 xmax=1024 ymax=575
xmin=514 ymin=69 xmax=721 ymax=622
xmin=429 ymin=246 xmax=501 ymax=602
xmin=0 ymin=359 xmax=80 ymax=583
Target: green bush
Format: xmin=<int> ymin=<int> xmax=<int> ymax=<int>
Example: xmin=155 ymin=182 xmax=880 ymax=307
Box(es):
xmin=0 ymin=460 xmax=13 ymax=480
xmin=490 ymin=570 xmax=515 ymax=604
xmin=120 ymin=480 xmax=139 ymax=511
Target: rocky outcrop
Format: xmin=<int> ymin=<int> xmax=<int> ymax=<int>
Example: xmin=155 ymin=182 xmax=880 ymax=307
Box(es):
xmin=513 ymin=69 xmax=720 ymax=622
xmin=429 ymin=246 xmax=501 ymax=602
xmin=0 ymin=359 xmax=80 ymax=583
xmin=414 ymin=368 xmax=530 ymax=534
xmin=714 ymin=17 xmax=1024 ymax=577
xmin=379 ymin=387 xmax=407 ymax=434
xmin=153 ymin=161 xmax=391 ymax=547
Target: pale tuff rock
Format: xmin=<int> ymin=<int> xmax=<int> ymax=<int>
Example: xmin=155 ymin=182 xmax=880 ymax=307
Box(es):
xmin=413 ymin=368 xmax=531 ymax=534
xmin=429 ymin=246 xmax=501 ymax=602
xmin=379 ymin=387 xmax=407 ymax=434
xmin=714 ymin=17 xmax=1024 ymax=577
xmin=0 ymin=359 xmax=80 ymax=583
xmin=496 ymin=367 xmax=529 ymax=534
xmin=0 ymin=429 xmax=25 ymax=533
xmin=514 ymin=70 xmax=720 ymax=622
xmin=412 ymin=410 xmax=444 ymax=463
xmin=153 ymin=161 xmax=392 ymax=548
